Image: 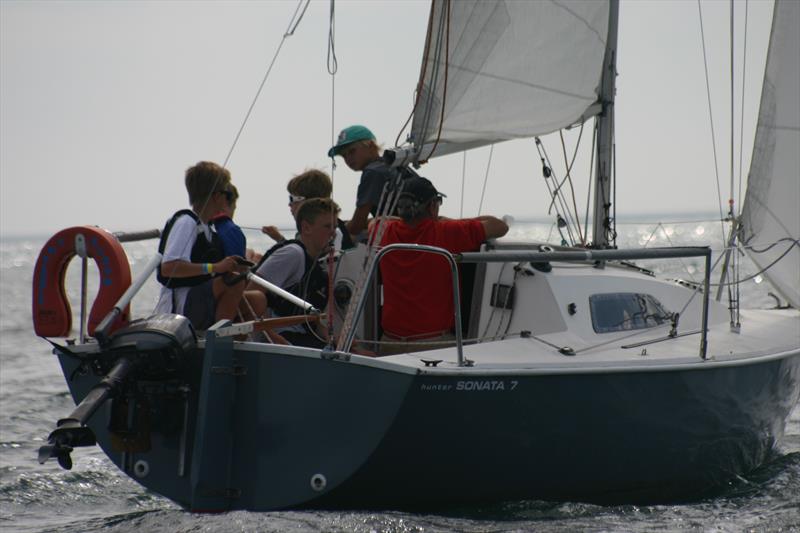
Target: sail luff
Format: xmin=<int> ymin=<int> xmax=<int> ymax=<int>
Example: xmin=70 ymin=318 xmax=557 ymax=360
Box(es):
xmin=740 ymin=0 xmax=800 ymax=309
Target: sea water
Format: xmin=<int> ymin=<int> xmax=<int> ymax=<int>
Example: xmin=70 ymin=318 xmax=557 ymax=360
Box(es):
xmin=1 ymin=220 xmax=798 ymax=533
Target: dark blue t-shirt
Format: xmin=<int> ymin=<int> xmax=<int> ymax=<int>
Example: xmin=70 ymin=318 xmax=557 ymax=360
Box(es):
xmin=212 ymin=216 xmax=246 ymax=257
xmin=356 ymin=160 xmax=419 ymax=216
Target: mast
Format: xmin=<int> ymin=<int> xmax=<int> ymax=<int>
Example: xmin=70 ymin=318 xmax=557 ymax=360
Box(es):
xmin=592 ymin=0 xmax=620 ymax=249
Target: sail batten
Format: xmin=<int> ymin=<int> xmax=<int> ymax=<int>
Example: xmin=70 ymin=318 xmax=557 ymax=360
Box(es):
xmin=410 ymin=0 xmax=611 ymax=160
xmin=741 ymin=0 xmax=800 ymax=309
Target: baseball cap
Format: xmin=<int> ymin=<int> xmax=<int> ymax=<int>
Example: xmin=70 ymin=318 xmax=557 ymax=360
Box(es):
xmin=399 ymin=176 xmax=446 ymax=204
xmin=327 ymin=125 xmax=376 ymax=157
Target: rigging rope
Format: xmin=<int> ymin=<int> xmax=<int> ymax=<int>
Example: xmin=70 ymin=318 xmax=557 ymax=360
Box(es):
xmin=734 ymin=1 xmax=750 ymax=328
xmin=326 ymin=0 xmax=338 ymax=347
xmin=641 ymin=222 xmax=700 ymax=284
xmin=421 ymin=0 xmax=451 ymax=163
xmin=535 ymin=138 xmax=577 ymax=245
xmin=583 ymin=119 xmax=597 ymax=239
xmin=477 ymin=144 xmax=494 ymax=214
xmin=328 ymin=0 xmax=338 ymax=170
xmin=611 ymin=104 xmax=618 ymax=248
xmin=737 ymin=0 xmax=748 ymax=219
xmin=697 ymin=0 xmax=728 ymax=243
xmin=728 ymin=0 xmax=741 ymax=330
xmin=710 ymin=238 xmax=799 ymax=286
xmin=729 ymin=0 xmax=736 ymax=219
xmin=163 ymin=0 xmax=310 ymax=284
xmin=394 ymin=0 xmax=436 ymax=149
xmin=222 ymin=0 xmax=310 ymax=169
xmin=558 ymin=125 xmax=586 ymax=244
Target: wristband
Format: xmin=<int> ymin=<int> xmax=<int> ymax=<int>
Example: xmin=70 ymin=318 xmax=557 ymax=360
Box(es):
xmin=203 ymin=263 xmax=213 ymax=274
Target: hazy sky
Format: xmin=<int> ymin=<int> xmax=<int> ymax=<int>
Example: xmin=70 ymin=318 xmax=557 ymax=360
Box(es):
xmin=0 ymin=0 xmax=773 ymax=238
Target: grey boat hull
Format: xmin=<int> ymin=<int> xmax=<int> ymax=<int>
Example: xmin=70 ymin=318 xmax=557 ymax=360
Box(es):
xmin=54 ymin=334 xmax=800 ymax=511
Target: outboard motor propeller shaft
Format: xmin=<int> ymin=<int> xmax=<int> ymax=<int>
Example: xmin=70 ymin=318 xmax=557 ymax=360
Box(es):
xmin=38 ymin=357 xmax=134 ymax=470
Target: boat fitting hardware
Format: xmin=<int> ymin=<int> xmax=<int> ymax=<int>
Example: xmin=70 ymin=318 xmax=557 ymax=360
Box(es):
xmin=529 ymin=261 xmax=552 ymax=273
xmin=520 ymin=330 xmax=531 ymax=338
xmin=421 ymin=359 xmax=442 ymax=367
xmin=559 ymin=347 xmax=576 ymax=356
xmin=668 ymin=313 xmax=680 ymax=337
xmin=310 ymin=473 xmax=327 ymax=492
xmin=133 ymin=459 xmax=150 ymax=478
xmin=490 ymin=283 xmax=515 ymax=309
xmin=567 ymin=303 xmax=577 ymax=315
xmin=333 ymin=281 xmax=354 ymax=310
xmin=383 ymin=147 xmax=417 ymax=168
xmin=321 ymin=347 xmax=349 ymax=361
xmin=75 ymin=233 xmax=88 ymax=344
xmin=213 ymin=322 xmax=254 ymax=338
xmin=621 ymin=329 xmax=702 ymax=349
xmin=514 ymin=262 xmax=536 ymax=276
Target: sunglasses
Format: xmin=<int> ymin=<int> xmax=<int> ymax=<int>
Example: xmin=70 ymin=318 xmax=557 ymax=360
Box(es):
xmin=288 ymin=194 xmax=306 ymax=205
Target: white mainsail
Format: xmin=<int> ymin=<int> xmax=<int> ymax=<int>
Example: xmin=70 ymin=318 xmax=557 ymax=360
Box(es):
xmin=741 ymin=0 xmax=800 ymax=309
xmin=409 ymin=0 xmax=610 ymax=161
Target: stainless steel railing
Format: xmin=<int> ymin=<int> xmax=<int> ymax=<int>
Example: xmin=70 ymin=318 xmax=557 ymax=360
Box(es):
xmin=341 ymin=243 xmax=467 ymax=365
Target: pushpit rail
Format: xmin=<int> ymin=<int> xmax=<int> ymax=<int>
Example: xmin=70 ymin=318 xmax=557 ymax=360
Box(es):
xmin=342 ymin=245 xmax=713 ymax=362
xmin=342 ymin=244 xmax=466 ymax=364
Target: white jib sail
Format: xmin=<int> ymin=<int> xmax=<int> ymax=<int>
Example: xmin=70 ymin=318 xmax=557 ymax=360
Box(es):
xmin=741 ymin=0 xmax=800 ymax=309
xmin=409 ymin=0 xmax=611 ymax=161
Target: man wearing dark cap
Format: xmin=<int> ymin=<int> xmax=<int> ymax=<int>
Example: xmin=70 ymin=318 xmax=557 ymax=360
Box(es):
xmin=377 ymin=177 xmax=509 ymax=355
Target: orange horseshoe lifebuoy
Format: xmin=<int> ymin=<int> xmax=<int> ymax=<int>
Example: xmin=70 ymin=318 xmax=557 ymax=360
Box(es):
xmin=32 ymin=226 xmax=132 ymax=337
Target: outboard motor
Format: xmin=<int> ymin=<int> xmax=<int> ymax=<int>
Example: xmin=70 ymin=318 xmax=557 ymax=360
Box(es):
xmin=38 ymin=314 xmax=196 ymax=469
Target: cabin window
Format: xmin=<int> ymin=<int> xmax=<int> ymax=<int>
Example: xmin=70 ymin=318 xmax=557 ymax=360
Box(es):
xmin=589 ymin=293 xmax=671 ymax=334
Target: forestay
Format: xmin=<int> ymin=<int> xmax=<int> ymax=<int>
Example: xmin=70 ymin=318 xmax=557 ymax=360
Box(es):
xmin=741 ymin=0 xmax=800 ymax=309
xmin=410 ymin=0 xmax=610 ymax=161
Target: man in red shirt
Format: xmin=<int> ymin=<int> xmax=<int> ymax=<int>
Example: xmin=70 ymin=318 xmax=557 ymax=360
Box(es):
xmin=378 ymin=177 xmax=508 ymax=355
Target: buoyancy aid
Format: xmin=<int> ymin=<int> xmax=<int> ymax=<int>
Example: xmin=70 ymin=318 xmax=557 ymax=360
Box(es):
xmin=256 ymin=239 xmax=328 ymax=319
xmin=157 ymin=209 xmax=225 ymax=288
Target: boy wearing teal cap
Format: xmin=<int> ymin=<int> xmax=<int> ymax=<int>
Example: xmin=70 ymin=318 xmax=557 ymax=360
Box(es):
xmin=328 ymin=125 xmax=418 ymax=239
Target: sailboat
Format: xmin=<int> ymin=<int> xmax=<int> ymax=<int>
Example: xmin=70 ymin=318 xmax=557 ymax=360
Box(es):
xmin=32 ymin=0 xmax=799 ymax=510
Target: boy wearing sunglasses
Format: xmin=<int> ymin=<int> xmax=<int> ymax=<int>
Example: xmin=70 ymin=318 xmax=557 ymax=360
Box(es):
xmin=210 ymin=184 xmax=247 ymax=258
xmin=155 ymin=161 xmax=265 ymax=330
xmin=261 ymin=169 xmax=354 ymax=251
